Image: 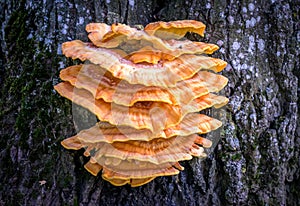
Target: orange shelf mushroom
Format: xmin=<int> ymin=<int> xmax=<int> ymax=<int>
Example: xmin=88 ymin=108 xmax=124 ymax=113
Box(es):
xmin=55 ymin=20 xmax=228 ymax=187
xmin=144 ymin=20 xmax=206 ymax=39
xmin=62 ymin=40 xmax=227 ymax=87
xmin=59 ymin=64 xmax=227 ymax=106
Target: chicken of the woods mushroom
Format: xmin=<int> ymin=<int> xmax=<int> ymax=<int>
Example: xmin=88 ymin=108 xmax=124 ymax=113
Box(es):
xmin=54 ymin=20 xmax=228 ymax=187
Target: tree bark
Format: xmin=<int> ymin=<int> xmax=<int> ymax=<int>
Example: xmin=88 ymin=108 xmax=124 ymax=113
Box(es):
xmin=0 ymin=0 xmax=299 ymax=205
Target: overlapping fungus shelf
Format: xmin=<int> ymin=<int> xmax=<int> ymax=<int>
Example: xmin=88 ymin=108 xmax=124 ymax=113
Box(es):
xmin=55 ymin=20 xmax=228 ymax=187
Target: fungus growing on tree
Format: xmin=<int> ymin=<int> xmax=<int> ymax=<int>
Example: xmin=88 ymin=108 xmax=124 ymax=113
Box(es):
xmin=55 ymin=20 xmax=228 ymax=187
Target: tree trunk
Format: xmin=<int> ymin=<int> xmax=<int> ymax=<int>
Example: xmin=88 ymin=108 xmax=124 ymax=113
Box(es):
xmin=0 ymin=0 xmax=299 ymax=205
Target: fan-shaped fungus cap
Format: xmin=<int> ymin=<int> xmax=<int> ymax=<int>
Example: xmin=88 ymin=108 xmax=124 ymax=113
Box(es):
xmin=60 ymin=113 xmax=222 ymax=147
xmin=59 ymin=64 xmax=228 ymax=106
xmin=63 ymin=133 xmax=211 ymax=187
xmin=86 ymin=22 xmax=218 ymax=64
xmin=84 ymin=161 xmax=103 ymax=176
xmin=144 ymin=20 xmax=206 ymax=39
xmin=55 ymin=80 xmax=227 ymax=133
xmin=61 ymin=122 xmax=165 ymax=144
xmin=102 ymin=175 xmax=156 ymax=187
xmin=83 ymin=159 xmax=179 ymax=187
xmin=129 ymin=41 xmax=219 ymax=64
xmin=59 ymin=64 xmax=177 ymax=106
xmin=163 ymin=113 xmax=223 ymax=138
xmin=86 ymin=22 xmax=164 ymax=49
xmin=85 ymin=23 xmax=111 ymax=42
xmin=127 ymin=40 xmax=219 ymax=64
xmin=62 ymin=132 xmax=210 ymax=186
xmin=87 ymin=155 xmax=180 ymax=178
xmin=86 ymin=22 xmax=208 ymax=51
xmin=56 ymin=20 xmax=229 ymax=187
xmin=101 ymin=164 xmax=180 ymax=186
xmin=84 ymin=21 xmax=220 ymax=66
xmin=54 ymin=82 xmax=184 ymax=132
xmin=75 ymin=134 xmax=205 ymax=164
xmin=62 ymin=40 xmax=227 ymax=87
xmin=181 ymin=93 xmax=229 ymax=116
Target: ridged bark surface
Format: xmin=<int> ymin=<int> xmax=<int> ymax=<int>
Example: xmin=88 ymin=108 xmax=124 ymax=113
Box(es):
xmin=0 ymin=0 xmax=299 ymax=205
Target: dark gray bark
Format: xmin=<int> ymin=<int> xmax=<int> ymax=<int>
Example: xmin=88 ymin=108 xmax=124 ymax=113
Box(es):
xmin=0 ymin=0 xmax=299 ymax=205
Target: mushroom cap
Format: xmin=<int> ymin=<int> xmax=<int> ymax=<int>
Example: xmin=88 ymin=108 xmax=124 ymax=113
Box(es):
xmin=59 ymin=64 xmax=176 ymax=106
xmin=79 ymin=134 xmax=205 ymax=164
xmin=59 ymin=64 xmax=228 ymax=106
xmin=86 ymin=22 xmax=209 ymax=52
xmin=84 ymin=161 xmax=103 ymax=176
xmin=60 ymin=113 xmax=222 ymax=147
xmin=83 ymin=160 xmax=165 ymax=187
xmin=128 ymin=41 xmax=219 ymax=64
xmin=101 ymin=163 xmax=180 ymax=182
xmin=127 ymin=46 xmax=173 ymax=64
xmin=54 ymin=82 xmax=183 ymax=132
xmin=61 ymin=122 xmax=165 ymax=145
xmin=86 ymin=23 xmax=133 ymax=48
xmin=62 ymin=133 xmax=211 ymax=163
xmin=170 ymin=72 xmax=228 ymax=105
xmin=64 ymin=133 xmax=209 ymax=183
xmin=102 ymin=175 xmax=156 ymax=187
xmin=64 ymin=131 xmax=211 ymax=186
xmin=163 ymin=113 xmax=222 ymax=138
xmin=181 ymin=93 xmax=229 ymax=116
xmin=61 ymin=134 xmax=211 ymax=187
xmin=62 ymin=40 xmax=227 ymax=87
xmin=86 ymin=21 xmax=209 ymax=58
xmin=144 ymin=20 xmax=206 ymax=39
xmin=88 ymin=156 xmax=180 ymax=178
xmin=85 ymin=23 xmax=111 ymax=42
xmin=57 ymin=20 xmax=229 ymax=187
xmin=54 ymin=81 xmax=227 ymax=132
xmin=101 ymin=161 xmax=184 ymax=187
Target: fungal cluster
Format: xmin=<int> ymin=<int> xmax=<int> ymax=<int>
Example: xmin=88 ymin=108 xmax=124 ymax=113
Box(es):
xmin=54 ymin=20 xmax=228 ymax=187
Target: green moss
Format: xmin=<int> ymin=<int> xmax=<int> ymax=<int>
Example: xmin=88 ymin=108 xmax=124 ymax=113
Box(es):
xmin=231 ymin=153 xmax=242 ymax=161
xmin=73 ymin=197 xmax=79 ymax=206
xmin=1 ymin=3 xmax=75 ymax=203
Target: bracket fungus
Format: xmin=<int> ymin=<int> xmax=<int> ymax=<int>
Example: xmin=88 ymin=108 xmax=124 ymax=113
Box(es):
xmin=55 ymin=20 xmax=228 ymax=187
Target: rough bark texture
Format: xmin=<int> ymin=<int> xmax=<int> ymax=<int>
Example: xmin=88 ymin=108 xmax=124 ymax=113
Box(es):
xmin=0 ymin=0 xmax=299 ymax=205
